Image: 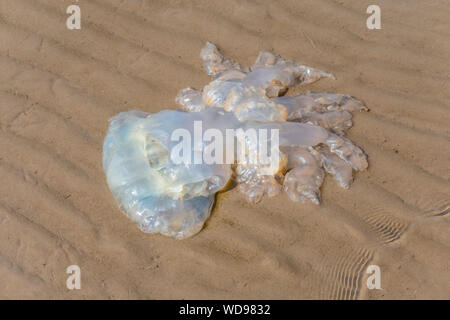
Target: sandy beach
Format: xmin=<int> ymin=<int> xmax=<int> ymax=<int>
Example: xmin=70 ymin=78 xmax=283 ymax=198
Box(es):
xmin=0 ymin=0 xmax=449 ymax=299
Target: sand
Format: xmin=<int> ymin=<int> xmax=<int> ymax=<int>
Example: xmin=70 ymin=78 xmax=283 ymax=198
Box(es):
xmin=0 ymin=0 xmax=448 ymax=299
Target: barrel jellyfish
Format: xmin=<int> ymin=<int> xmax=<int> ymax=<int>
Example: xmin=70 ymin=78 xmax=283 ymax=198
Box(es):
xmin=103 ymin=42 xmax=368 ymax=239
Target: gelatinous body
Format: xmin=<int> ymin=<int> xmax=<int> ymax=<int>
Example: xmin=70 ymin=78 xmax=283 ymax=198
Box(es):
xmin=103 ymin=42 xmax=368 ymax=239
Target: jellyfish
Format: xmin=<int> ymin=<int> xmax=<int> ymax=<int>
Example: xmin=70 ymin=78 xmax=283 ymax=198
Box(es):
xmin=103 ymin=42 xmax=368 ymax=239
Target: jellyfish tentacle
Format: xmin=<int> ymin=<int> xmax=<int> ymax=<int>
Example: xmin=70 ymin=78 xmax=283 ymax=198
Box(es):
xmin=273 ymin=93 xmax=366 ymax=121
xmin=236 ymin=170 xmax=282 ymax=204
xmin=302 ymin=110 xmax=353 ymax=133
xmin=281 ymin=147 xmax=325 ymax=204
xmin=245 ymin=53 xmax=335 ymax=98
xmin=318 ymin=145 xmax=354 ymax=189
xmin=306 ymin=92 xmax=368 ymax=112
xmin=176 ymin=88 xmax=206 ymax=112
xmin=200 ymin=42 xmax=242 ymax=77
xmin=324 ymin=134 xmax=368 ymax=171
